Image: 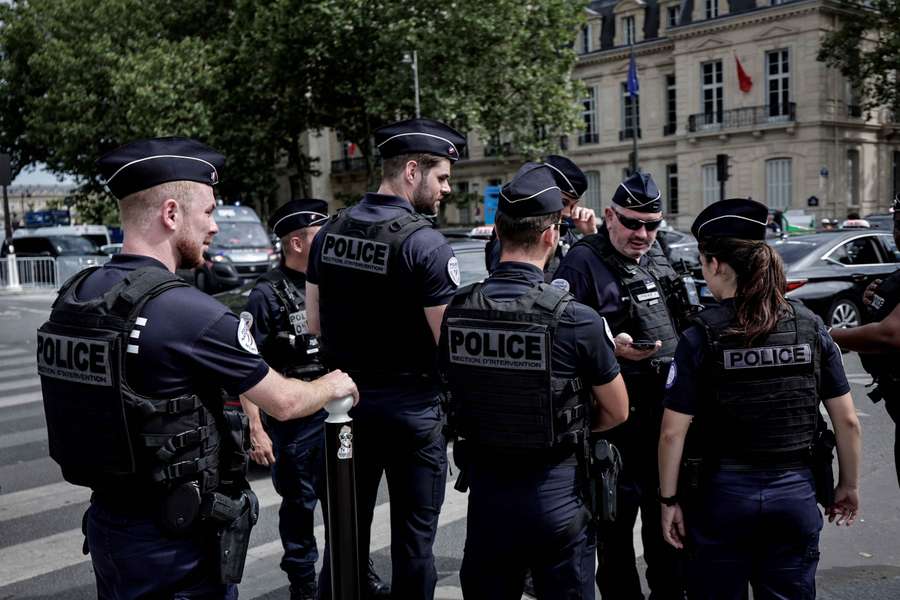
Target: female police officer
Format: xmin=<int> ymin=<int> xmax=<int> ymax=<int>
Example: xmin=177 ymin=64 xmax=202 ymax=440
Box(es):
xmin=657 ymin=198 xmax=861 ymax=599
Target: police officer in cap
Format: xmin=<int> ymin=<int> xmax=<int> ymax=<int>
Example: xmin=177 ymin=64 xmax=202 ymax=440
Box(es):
xmin=306 ymin=118 xmax=465 ymax=599
xmin=659 ymin=198 xmax=861 ymax=598
xmin=441 ymin=162 xmax=628 ymax=599
xmin=238 ymin=199 xmax=389 ymax=599
xmin=484 ymin=154 xmax=598 ymax=277
xmin=553 ymin=171 xmax=685 ymax=599
xmin=35 ymin=137 xmax=358 ymax=599
xmin=830 ymin=194 xmax=900 ymax=488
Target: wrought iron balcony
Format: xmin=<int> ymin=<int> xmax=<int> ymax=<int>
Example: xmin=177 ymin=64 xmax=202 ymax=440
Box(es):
xmin=577 ymin=132 xmax=599 ymax=146
xmin=331 ymin=157 xmax=369 ymax=173
xmin=687 ymin=103 xmax=796 ymax=133
xmin=619 ymin=128 xmax=642 ymax=141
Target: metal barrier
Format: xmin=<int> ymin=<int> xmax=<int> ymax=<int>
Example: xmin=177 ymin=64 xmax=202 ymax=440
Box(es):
xmin=1 ymin=255 xmax=109 ymax=290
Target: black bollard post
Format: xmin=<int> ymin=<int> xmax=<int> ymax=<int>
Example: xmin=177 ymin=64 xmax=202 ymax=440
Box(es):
xmin=324 ymin=396 xmax=361 ymax=600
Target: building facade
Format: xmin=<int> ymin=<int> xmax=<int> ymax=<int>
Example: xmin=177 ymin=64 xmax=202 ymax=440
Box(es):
xmin=303 ymin=0 xmax=900 ymax=230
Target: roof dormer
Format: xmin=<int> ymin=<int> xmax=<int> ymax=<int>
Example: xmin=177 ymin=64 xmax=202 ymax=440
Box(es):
xmin=613 ymin=0 xmax=647 ymax=47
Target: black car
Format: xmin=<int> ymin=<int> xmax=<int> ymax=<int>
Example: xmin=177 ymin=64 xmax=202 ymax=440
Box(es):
xmin=768 ymin=230 xmax=900 ymax=328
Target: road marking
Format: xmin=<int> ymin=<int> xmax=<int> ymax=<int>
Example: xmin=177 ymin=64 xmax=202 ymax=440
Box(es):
xmin=0 ymin=390 xmax=42 ymax=409
xmin=0 ymin=426 xmax=46 ymax=450
xmin=0 ymin=348 xmax=32 ymax=358
xmin=0 ymin=366 xmax=42 ymax=380
xmin=0 ymin=481 xmax=90 ymax=523
xmin=0 ymin=376 xmax=40 ymax=393
xmin=0 ymin=355 xmax=36 ymax=368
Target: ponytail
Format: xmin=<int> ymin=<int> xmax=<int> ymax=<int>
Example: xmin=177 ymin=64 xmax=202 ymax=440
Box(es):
xmin=698 ymin=237 xmax=789 ymax=344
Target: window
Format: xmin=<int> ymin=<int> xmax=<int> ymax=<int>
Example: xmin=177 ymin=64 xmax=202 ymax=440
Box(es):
xmin=701 ymin=61 xmax=724 ymax=127
xmin=830 ymin=237 xmax=881 ymax=266
xmin=702 ymin=164 xmax=718 ymax=206
xmin=666 ymin=164 xmax=679 ymax=213
xmin=846 ymin=81 xmax=862 ymax=117
xmin=766 ymin=158 xmax=792 ymax=210
xmin=579 ymin=87 xmax=598 ymax=145
xmin=584 ymin=171 xmax=602 ymax=213
xmin=880 ymin=233 xmax=900 ymax=262
xmin=667 ymin=5 xmax=682 ymax=28
xmin=705 ymin=0 xmax=719 ymax=19
xmin=664 ymin=74 xmax=677 ymax=135
xmin=623 ymin=16 xmax=636 ymax=45
xmin=847 ymin=149 xmax=860 ymax=207
xmin=580 ymin=25 xmax=592 ymax=54
xmin=621 ymin=82 xmax=641 ymax=139
xmin=766 ymin=49 xmax=791 ymax=119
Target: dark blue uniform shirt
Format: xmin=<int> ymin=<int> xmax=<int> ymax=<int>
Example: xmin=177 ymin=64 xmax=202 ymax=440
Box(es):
xmin=76 ymin=254 xmax=269 ymax=398
xmin=552 ymin=239 xmax=628 ymax=315
xmin=307 ymin=193 xmax=458 ymax=307
xmin=480 ymin=262 xmax=620 ymax=386
xmin=245 ymin=265 xmax=307 ymax=349
xmin=485 ymin=219 xmax=580 ymax=273
xmin=664 ymin=300 xmax=850 ymax=415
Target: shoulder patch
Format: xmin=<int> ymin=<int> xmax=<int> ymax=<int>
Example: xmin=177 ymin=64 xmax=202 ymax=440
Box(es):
xmin=665 ymin=362 xmax=677 ymax=389
xmin=237 ymin=312 xmax=259 ymax=355
xmin=550 ymin=278 xmax=570 ymax=293
xmin=447 ymin=256 xmax=461 ymax=287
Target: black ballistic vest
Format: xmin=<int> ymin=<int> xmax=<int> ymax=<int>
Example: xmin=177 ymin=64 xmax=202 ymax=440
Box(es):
xmin=576 ymin=230 xmax=679 ymax=375
xmin=37 ymin=267 xmax=245 ymax=495
xmin=691 ymin=300 xmax=821 ymax=467
xmin=860 ymin=268 xmax=900 ymax=391
xmin=442 ymin=282 xmax=590 ymax=451
xmin=256 ymin=267 xmax=324 ymax=380
xmin=316 ymin=209 xmax=436 ymax=378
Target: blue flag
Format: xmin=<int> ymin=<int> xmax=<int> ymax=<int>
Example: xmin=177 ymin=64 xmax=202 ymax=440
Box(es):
xmin=627 ymin=49 xmax=639 ymax=98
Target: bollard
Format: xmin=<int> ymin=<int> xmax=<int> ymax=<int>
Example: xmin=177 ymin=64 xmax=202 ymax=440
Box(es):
xmin=5 ymin=248 xmax=21 ymax=291
xmin=324 ymin=396 xmax=360 ymax=600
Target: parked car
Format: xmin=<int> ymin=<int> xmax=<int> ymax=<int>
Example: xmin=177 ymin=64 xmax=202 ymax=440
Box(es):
xmin=767 ymin=230 xmax=900 ymax=329
xmin=3 ymin=235 xmax=103 ymax=258
xmin=101 ymin=243 xmax=123 ymax=255
xmin=13 ymin=224 xmax=111 ymax=247
xmin=864 ymin=212 xmax=893 ymax=231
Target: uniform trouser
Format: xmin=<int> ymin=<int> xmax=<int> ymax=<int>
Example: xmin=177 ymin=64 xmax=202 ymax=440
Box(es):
xmin=683 ymin=468 xmax=822 ymax=600
xmin=86 ymin=501 xmax=237 ymax=600
xmin=460 ymin=461 xmax=595 ymax=600
xmin=318 ymin=398 xmax=447 ymax=600
xmin=268 ymin=417 xmax=326 ymax=589
xmin=885 ymin=396 xmax=900 ymax=488
xmin=596 ymin=379 xmax=685 ymax=600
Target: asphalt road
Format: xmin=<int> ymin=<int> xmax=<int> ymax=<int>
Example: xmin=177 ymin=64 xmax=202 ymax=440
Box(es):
xmin=0 ymin=290 xmax=897 ymax=599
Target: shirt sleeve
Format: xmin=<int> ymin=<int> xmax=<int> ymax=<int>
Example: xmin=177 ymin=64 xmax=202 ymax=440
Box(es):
xmin=305 ymin=227 xmax=326 ymax=285
xmin=554 ymin=246 xmax=622 ymax=316
xmin=244 ymin=286 xmax=275 ymax=349
xmin=189 ymin=312 xmax=270 ymax=395
xmin=663 ymin=326 xmax=706 ymax=416
xmin=410 ymin=232 xmax=458 ymax=307
xmin=571 ymin=305 xmax=620 ymax=386
xmin=818 ymin=324 xmax=851 ymax=399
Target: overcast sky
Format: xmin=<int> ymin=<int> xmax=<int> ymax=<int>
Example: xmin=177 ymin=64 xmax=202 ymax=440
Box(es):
xmin=12 ymin=164 xmax=75 ymax=186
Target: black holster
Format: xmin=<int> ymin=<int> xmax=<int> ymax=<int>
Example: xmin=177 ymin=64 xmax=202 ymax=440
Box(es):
xmin=453 ymin=438 xmax=470 ymax=493
xmin=589 ymin=438 xmax=621 ymax=523
xmin=810 ymin=415 xmax=836 ymax=508
xmin=202 ymin=489 xmax=260 ymax=584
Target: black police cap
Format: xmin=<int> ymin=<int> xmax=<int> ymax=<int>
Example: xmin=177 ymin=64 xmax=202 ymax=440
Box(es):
xmin=268 ymin=199 xmax=329 ymax=238
xmin=498 ymin=163 xmax=563 ymax=218
xmin=97 ymin=137 xmax=224 ymax=200
xmin=611 ymin=172 xmax=662 ymax=213
xmin=374 ymin=118 xmax=467 ymax=162
xmin=691 ymin=198 xmax=769 ymax=242
xmin=544 ymin=155 xmax=587 ymax=198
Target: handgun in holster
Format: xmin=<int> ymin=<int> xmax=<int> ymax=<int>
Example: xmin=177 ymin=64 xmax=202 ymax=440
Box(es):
xmin=201 ymin=488 xmax=260 ymax=584
xmin=453 ymin=438 xmax=470 ymax=493
xmin=590 ymin=438 xmax=621 ymax=523
xmin=810 ymin=414 xmax=836 ymax=508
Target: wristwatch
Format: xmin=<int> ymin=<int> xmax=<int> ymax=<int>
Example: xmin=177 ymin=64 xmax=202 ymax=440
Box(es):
xmin=658 ymin=490 xmax=678 ymax=506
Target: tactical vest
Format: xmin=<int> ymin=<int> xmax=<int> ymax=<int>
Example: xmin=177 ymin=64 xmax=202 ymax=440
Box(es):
xmin=860 ymin=268 xmax=900 ymax=391
xmin=37 ymin=267 xmax=246 ymax=495
xmin=255 ymin=267 xmax=325 ymax=380
xmin=442 ymin=281 xmax=590 ymax=451
xmin=690 ymin=300 xmax=821 ymax=467
xmin=575 ymin=230 xmax=679 ymax=375
xmin=316 ymin=209 xmax=437 ymax=379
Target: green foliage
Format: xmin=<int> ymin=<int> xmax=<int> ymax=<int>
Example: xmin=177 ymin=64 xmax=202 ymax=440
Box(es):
xmin=818 ymin=1 xmax=900 ymax=116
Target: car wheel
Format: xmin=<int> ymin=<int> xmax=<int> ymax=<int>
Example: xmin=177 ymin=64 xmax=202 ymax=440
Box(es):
xmin=828 ymin=297 xmax=861 ymax=329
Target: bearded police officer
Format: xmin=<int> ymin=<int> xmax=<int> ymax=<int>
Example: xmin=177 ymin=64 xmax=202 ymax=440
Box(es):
xmin=36 ymin=137 xmax=358 ymax=599
xmin=442 ymin=162 xmax=628 ymax=599
xmin=485 ymin=155 xmax=598 ymax=277
xmin=306 ymin=118 xmax=465 ymax=599
xmin=553 ymin=171 xmax=685 ymax=599
xmin=659 ymin=198 xmax=861 ymax=598
xmin=830 ymin=195 xmax=900 ymax=488
xmin=237 ymin=199 xmax=389 ymax=600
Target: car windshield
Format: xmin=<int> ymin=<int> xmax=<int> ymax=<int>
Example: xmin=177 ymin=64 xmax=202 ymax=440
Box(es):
xmin=454 ymin=248 xmax=488 ymax=287
xmin=49 ymin=236 xmax=98 ymax=255
xmin=769 ymin=239 xmax=822 ymax=265
xmin=210 ymin=222 xmax=270 ymax=249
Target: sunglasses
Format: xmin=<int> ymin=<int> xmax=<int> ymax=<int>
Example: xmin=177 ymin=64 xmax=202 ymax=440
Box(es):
xmin=613 ymin=209 xmax=663 ymax=232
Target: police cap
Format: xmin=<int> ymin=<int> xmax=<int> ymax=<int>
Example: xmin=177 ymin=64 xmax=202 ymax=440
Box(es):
xmin=268 ymin=199 xmax=329 ymax=238
xmin=544 ymin=155 xmax=587 ymax=198
xmin=374 ymin=118 xmax=467 ymax=162
xmin=97 ymin=136 xmax=224 ymax=200
xmin=691 ymin=198 xmax=769 ymax=242
xmin=611 ymin=172 xmax=662 ymax=213
xmin=499 ymin=163 xmax=563 ymax=218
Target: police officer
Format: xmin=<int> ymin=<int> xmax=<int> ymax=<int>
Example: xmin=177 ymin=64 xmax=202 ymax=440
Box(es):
xmin=237 ymin=199 xmax=390 ymax=600
xmin=830 ymin=194 xmax=900 ymax=488
xmin=306 ymin=118 xmax=465 ymax=599
xmin=36 ymin=137 xmax=358 ymax=599
xmin=441 ymin=162 xmax=628 ymax=599
xmin=485 ymin=154 xmax=597 ymax=277
xmin=553 ymin=171 xmax=685 ymax=599
xmin=658 ymin=198 xmax=861 ymax=599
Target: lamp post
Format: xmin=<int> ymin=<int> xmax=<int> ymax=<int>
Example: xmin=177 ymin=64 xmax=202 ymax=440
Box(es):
xmin=402 ymin=50 xmax=421 ymax=119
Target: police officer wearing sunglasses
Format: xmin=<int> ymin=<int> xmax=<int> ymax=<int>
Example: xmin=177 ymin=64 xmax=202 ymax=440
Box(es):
xmin=553 ymin=171 xmax=686 ymax=600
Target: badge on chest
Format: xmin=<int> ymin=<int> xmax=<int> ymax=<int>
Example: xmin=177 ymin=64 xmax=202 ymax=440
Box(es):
xmin=289 ymin=310 xmax=309 ymax=336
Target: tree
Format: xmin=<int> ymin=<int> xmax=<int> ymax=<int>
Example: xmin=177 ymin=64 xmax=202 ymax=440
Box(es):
xmin=818 ymin=1 xmax=900 ymax=117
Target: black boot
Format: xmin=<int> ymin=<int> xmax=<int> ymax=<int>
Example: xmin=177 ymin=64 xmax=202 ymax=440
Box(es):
xmin=366 ymin=558 xmax=391 ymax=599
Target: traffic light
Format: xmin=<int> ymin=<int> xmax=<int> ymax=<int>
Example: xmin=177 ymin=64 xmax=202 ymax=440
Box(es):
xmin=716 ymin=154 xmax=729 ymax=182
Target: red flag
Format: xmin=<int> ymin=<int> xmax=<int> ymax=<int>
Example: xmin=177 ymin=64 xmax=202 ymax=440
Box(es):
xmin=735 ymin=55 xmax=752 ymax=93
xmin=347 ymin=142 xmax=357 ymax=157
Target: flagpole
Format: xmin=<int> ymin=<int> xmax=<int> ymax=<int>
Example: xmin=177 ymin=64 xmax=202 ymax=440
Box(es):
xmin=629 ymin=44 xmax=639 ymax=174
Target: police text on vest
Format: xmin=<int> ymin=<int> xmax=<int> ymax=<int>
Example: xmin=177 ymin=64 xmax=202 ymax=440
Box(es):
xmin=447 ymin=327 xmax=547 ymax=370
xmin=321 ymin=234 xmax=389 ymax=274
xmin=722 ymin=344 xmax=812 ymax=370
xmin=36 ymin=332 xmax=113 ymax=386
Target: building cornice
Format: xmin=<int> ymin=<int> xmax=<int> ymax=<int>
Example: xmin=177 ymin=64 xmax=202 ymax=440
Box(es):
xmin=667 ymin=0 xmax=821 ymax=41
xmin=577 ymin=39 xmax=675 ymax=67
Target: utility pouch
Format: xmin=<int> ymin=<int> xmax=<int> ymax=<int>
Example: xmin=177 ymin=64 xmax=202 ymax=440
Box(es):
xmin=590 ymin=439 xmax=621 ymax=523
xmin=206 ymin=489 xmax=259 ymax=584
xmin=160 ymin=481 xmax=202 ymax=535
xmin=453 ymin=438 xmax=469 ymax=493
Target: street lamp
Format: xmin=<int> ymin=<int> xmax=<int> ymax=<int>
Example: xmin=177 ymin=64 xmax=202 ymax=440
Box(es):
xmin=402 ymin=50 xmax=421 ymax=119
